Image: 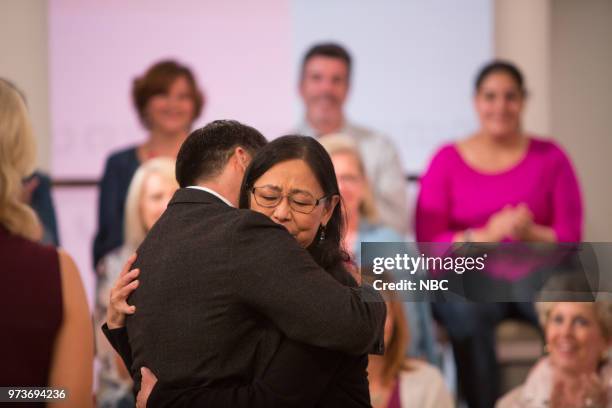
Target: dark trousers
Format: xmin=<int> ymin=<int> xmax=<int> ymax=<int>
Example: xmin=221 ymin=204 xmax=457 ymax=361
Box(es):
xmin=433 ymin=302 xmax=540 ymax=408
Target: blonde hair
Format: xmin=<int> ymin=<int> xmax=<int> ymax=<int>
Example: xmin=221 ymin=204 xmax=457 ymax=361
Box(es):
xmin=0 ymin=79 xmax=40 ymax=240
xmin=368 ymin=273 xmax=412 ymax=384
xmin=123 ymin=157 xmax=178 ymax=251
xmin=318 ymin=133 xmax=378 ymax=223
xmin=381 ymin=299 xmax=411 ymax=384
xmin=537 ymin=301 xmax=612 ymax=341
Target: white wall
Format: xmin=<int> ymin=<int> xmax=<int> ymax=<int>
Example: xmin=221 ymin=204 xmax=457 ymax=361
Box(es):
xmin=0 ymin=0 xmax=50 ymax=170
xmin=495 ymin=0 xmax=551 ymax=135
xmin=551 ymin=0 xmax=612 ymax=241
xmin=291 ymin=0 xmax=493 ymax=173
xmin=495 ymin=0 xmax=612 ymax=241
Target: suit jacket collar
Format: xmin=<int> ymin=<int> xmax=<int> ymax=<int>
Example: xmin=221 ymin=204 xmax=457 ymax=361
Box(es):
xmin=169 ymin=187 xmax=232 ymax=207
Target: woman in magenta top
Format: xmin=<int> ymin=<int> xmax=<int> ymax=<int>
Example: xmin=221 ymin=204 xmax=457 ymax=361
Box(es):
xmin=417 ymin=79 xmax=582 ymax=246
xmin=415 ymin=60 xmax=583 ymax=408
xmin=416 ymin=138 xmax=582 ymax=244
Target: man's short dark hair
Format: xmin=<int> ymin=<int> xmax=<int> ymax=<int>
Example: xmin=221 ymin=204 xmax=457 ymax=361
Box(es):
xmin=300 ymin=42 xmax=352 ymax=79
xmin=176 ymin=120 xmax=267 ymax=187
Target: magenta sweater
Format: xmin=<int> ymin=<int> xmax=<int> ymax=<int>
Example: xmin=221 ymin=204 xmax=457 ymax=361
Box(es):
xmin=416 ymin=137 xmax=583 ymax=243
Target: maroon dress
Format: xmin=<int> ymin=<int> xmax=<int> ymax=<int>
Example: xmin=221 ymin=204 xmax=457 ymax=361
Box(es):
xmin=0 ymin=225 xmax=63 ymax=394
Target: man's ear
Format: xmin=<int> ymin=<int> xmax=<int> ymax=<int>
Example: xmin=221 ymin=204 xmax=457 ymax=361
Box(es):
xmin=233 ymin=147 xmax=250 ymax=172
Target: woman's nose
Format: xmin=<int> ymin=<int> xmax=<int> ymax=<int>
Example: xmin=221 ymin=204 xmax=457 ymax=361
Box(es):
xmin=559 ymin=321 xmax=574 ymax=337
xmin=272 ymin=197 xmax=292 ymax=221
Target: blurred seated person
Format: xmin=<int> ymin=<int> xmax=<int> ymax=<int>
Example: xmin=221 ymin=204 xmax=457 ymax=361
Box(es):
xmin=94 ymin=157 xmax=178 ymax=407
xmin=416 ymin=60 xmax=583 ymax=408
xmin=368 ymin=280 xmax=453 ymax=408
xmin=294 ymin=42 xmax=409 ymax=235
xmin=93 ymin=60 xmax=204 ymax=267
xmin=23 ymin=170 xmax=61 ymax=245
xmin=0 ymin=78 xmax=93 ymax=406
xmin=497 ymin=301 xmax=612 ymax=408
xmin=320 ymin=134 xmax=437 ymax=365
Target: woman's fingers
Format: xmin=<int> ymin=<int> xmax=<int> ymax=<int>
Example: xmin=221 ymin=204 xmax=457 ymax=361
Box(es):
xmin=120 ymin=253 xmax=138 ymax=278
xmin=115 ymin=268 xmax=140 ymax=290
xmin=111 ymin=280 xmax=139 ymax=308
xmin=117 ymin=279 xmax=139 ymax=301
xmin=113 ymin=302 xmax=135 ymax=315
xmin=581 ymin=373 xmax=605 ymax=398
xmin=109 ymin=277 xmax=139 ymax=321
xmin=107 ymin=254 xmax=141 ymax=329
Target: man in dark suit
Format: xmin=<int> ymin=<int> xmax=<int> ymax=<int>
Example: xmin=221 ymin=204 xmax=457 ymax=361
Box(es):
xmin=107 ymin=120 xmax=385 ymax=403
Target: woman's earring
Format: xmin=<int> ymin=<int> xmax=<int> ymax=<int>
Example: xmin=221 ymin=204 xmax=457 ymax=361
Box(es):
xmin=319 ymin=225 xmax=326 ymax=244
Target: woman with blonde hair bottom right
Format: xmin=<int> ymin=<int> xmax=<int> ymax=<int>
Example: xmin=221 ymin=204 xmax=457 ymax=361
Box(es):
xmin=497 ymin=301 xmax=612 ymax=408
xmin=0 ymin=79 xmax=93 ymax=407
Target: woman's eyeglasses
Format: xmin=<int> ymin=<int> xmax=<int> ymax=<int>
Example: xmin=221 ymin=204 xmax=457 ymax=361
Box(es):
xmin=251 ymin=186 xmax=329 ymax=214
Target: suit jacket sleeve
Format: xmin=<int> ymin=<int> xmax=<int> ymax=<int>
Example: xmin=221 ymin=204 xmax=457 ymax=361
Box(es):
xmin=148 ymin=340 xmax=344 ymax=408
xmin=231 ymin=211 xmax=386 ymax=355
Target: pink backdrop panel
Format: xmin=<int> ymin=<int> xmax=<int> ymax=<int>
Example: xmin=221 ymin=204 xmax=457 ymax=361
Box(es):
xmin=50 ymin=0 xmax=293 ymax=179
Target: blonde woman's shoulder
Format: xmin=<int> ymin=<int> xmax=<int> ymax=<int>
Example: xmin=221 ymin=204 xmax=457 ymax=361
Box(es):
xmin=398 ymin=359 xmax=455 ymax=408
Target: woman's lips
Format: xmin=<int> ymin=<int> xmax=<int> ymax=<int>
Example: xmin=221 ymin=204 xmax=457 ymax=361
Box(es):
xmin=553 ymin=341 xmax=579 ymax=357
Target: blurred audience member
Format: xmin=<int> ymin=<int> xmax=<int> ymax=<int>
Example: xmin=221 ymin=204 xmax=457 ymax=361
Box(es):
xmin=1 ymin=79 xmax=61 ymax=246
xmin=497 ymin=302 xmax=612 ymax=408
xmin=294 ymin=43 xmax=409 ymax=235
xmin=23 ymin=170 xmax=61 ymax=246
xmin=0 ymin=78 xmax=93 ymax=406
xmin=321 ymin=134 xmax=437 ymax=365
xmin=416 ymin=60 xmax=583 ymax=408
xmin=93 ymin=60 xmax=204 ymax=267
xmin=94 ymin=157 xmax=178 ymax=407
xmin=368 ymin=285 xmax=453 ymax=408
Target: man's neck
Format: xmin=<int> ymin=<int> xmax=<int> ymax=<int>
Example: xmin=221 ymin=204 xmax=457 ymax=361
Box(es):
xmin=193 ymin=180 xmax=238 ymax=207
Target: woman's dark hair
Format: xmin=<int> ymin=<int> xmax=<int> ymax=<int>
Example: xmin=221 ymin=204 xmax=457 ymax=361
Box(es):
xmin=474 ymin=60 xmax=526 ymax=96
xmin=132 ymin=59 xmax=204 ymax=128
xmin=239 ymin=135 xmax=349 ymax=270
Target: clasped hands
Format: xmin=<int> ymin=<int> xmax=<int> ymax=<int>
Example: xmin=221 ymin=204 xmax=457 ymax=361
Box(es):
xmin=483 ymin=203 xmax=534 ymax=242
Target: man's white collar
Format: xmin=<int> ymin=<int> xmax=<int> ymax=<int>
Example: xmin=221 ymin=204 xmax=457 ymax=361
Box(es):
xmin=187 ymin=186 xmax=234 ymax=207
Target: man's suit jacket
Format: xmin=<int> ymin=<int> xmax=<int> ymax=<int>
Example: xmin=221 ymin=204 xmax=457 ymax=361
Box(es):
xmin=126 ymin=188 xmax=385 ymax=389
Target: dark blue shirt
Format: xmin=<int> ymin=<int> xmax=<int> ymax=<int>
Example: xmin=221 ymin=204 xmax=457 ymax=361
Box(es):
xmin=28 ymin=171 xmax=60 ymax=246
xmin=93 ymin=146 xmax=140 ymax=267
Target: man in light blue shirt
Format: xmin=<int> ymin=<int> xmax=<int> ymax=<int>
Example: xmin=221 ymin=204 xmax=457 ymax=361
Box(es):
xmin=294 ymin=43 xmax=409 ymax=235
